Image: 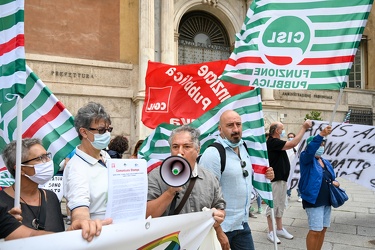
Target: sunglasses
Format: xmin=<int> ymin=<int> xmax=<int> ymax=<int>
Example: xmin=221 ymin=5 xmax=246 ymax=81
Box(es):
xmin=240 ymin=160 xmax=249 ymax=178
xmin=88 ymin=127 xmax=113 ymax=134
xmin=22 ymin=152 xmax=52 ymax=164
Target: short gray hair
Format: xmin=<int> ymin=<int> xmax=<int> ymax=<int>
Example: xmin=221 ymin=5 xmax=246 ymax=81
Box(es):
xmin=1 ymin=138 xmax=42 ymax=178
xmin=74 ymin=102 xmax=111 ymax=139
xmin=168 ymin=125 xmax=200 ymax=150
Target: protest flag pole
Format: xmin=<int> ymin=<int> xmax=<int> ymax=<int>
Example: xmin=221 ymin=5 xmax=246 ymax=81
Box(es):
xmin=270 ymin=208 xmax=278 ymax=250
xmin=329 ymin=77 xmax=347 ymax=125
xmin=14 ymin=96 xmax=23 ymax=208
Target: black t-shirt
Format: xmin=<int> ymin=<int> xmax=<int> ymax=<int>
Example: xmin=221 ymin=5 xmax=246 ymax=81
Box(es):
xmin=0 ymin=189 xmax=64 ymax=232
xmin=267 ymin=136 xmax=290 ymax=182
xmin=0 ymin=205 xmax=22 ymax=239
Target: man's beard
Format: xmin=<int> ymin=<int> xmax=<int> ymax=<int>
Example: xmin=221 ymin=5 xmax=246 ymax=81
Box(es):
xmin=231 ymin=132 xmax=241 ymax=143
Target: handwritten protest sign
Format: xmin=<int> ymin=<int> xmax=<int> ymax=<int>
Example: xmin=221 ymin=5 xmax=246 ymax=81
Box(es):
xmin=39 ymin=172 xmax=64 ymax=201
xmin=289 ymin=121 xmax=375 ymax=191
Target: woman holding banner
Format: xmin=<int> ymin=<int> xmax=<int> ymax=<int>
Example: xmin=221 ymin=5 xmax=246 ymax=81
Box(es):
xmin=299 ymin=125 xmax=341 ymax=250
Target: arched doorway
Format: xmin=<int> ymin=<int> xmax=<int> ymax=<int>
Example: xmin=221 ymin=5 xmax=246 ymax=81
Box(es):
xmin=178 ymin=11 xmax=231 ymax=64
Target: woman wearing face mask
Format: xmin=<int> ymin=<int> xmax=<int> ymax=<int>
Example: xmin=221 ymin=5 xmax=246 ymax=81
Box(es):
xmin=298 ymin=125 xmax=338 ymax=250
xmin=63 ymin=102 xmax=113 ymax=225
xmin=0 ymin=138 xmax=64 ymax=232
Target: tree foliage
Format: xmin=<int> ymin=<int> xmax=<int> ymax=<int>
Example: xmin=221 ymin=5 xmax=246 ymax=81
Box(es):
xmin=304 ymin=111 xmax=323 ymax=121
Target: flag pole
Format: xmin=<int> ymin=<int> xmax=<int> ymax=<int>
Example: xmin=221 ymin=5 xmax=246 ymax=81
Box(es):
xmin=270 ymin=208 xmax=278 ymax=250
xmin=14 ymin=96 xmax=23 ymax=208
xmin=329 ymin=79 xmax=346 ymax=125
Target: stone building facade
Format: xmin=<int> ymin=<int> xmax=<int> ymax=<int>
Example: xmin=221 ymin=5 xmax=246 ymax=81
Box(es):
xmin=24 ymin=0 xmax=375 ymax=155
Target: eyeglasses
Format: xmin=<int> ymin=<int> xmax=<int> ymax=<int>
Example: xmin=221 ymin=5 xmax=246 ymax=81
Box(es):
xmin=22 ymin=152 xmax=52 ymax=164
xmin=241 ymin=160 xmax=249 ymax=178
xmin=88 ymin=127 xmax=113 ymax=134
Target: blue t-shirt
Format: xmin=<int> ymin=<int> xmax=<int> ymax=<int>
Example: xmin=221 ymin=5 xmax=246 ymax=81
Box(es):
xmin=66 ymin=148 xmax=76 ymax=159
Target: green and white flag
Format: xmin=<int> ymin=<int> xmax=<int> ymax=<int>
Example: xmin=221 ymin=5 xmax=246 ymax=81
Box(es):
xmin=0 ymin=0 xmax=26 ymax=103
xmin=220 ymin=0 xmax=373 ymax=90
xmin=0 ymin=66 xmax=80 ymax=187
xmin=139 ymin=88 xmax=273 ymax=207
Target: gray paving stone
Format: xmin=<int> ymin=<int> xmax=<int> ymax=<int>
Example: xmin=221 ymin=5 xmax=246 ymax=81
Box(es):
xmin=252 ymin=177 xmax=375 ymax=249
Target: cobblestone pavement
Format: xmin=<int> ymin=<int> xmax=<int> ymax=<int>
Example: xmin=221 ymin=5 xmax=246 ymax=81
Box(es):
xmin=249 ymin=177 xmax=375 ymax=250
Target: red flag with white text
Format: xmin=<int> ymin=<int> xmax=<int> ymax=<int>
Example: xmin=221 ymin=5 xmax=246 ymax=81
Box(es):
xmin=142 ymin=60 xmax=253 ymax=128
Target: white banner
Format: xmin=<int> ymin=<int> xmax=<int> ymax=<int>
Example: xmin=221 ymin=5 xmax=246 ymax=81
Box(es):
xmin=0 ymin=210 xmax=214 ymax=250
xmin=289 ymin=121 xmax=375 ymax=191
xmin=39 ymin=173 xmax=64 ymax=201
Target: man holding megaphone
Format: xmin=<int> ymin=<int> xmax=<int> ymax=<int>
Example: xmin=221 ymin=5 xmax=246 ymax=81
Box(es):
xmin=147 ymin=125 xmax=229 ymax=250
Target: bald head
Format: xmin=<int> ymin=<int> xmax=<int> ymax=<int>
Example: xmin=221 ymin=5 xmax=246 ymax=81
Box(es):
xmin=220 ymin=110 xmax=240 ymax=125
xmin=219 ymin=110 xmax=242 ymax=143
xmin=269 ymin=122 xmax=283 ymax=138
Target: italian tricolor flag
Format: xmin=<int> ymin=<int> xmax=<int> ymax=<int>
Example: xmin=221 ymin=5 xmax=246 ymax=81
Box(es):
xmin=220 ymin=0 xmax=373 ymax=90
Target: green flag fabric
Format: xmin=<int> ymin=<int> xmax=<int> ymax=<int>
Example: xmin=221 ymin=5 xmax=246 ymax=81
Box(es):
xmin=0 ymin=0 xmax=26 ymax=103
xmin=0 ymin=66 xmax=80 ymax=187
xmin=139 ymin=88 xmax=274 ymax=207
xmin=220 ymin=0 xmax=373 ymax=90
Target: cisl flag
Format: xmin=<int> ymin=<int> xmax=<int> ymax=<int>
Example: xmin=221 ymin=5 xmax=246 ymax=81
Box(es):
xmin=220 ymin=0 xmax=373 ymax=90
xmin=142 ymin=60 xmax=253 ymax=129
xmin=0 ymin=0 xmax=26 ymax=103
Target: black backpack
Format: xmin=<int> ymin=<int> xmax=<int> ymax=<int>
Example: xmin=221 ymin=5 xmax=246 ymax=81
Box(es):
xmin=197 ymin=142 xmax=249 ymax=174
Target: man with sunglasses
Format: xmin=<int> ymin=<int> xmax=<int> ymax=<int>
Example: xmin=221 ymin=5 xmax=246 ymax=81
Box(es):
xmin=63 ymin=102 xmax=113 ymax=226
xmin=199 ymin=110 xmax=274 ymax=250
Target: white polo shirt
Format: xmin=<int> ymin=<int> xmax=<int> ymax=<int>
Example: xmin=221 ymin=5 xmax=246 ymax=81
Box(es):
xmin=63 ymin=147 xmax=110 ymax=220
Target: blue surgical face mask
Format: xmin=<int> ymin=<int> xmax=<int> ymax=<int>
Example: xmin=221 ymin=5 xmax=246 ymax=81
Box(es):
xmin=280 ymin=130 xmax=286 ymax=137
xmin=223 ymin=137 xmax=243 ymax=148
xmin=315 ymin=146 xmax=325 ymax=157
xmin=88 ymin=131 xmax=111 ymax=150
xmin=288 ymin=137 xmax=294 ymax=141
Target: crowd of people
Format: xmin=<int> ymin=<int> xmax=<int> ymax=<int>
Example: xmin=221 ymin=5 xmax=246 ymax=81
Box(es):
xmin=0 ymin=101 xmax=338 ymax=250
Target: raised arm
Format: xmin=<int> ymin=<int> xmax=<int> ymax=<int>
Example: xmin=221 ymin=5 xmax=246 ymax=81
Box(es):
xmin=282 ymin=119 xmax=312 ymax=150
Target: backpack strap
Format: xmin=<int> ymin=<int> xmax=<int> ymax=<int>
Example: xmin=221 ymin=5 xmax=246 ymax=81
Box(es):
xmin=209 ymin=143 xmax=226 ymax=174
xmin=198 ymin=141 xmax=248 ymax=174
xmin=242 ymin=141 xmax=249 ymax=153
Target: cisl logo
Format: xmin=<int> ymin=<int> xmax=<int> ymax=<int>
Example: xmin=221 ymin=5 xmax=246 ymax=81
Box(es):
xmin=258 ymin=16 xmax=313 ymax=66
xmin=145 ymin=86 xmax=172 ymax=113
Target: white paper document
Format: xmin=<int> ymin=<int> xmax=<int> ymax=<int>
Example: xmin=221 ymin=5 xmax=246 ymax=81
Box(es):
xmin=105 ymin=159 xmax=147 ymax=223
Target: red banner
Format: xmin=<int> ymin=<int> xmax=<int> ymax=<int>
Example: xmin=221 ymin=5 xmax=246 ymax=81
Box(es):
xmin=142 ymin=60 xmax=253 ymax=128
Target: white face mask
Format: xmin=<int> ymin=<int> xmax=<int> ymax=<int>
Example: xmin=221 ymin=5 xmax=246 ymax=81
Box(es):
xmin=87 ymin=131 xmax=111 ymax=150
xmin=223 ymin=137 xmax=243 ymax=148
xmin=23 ymin=161 xmax=54 ymax=185
xmin=280 ymin=130 xmax=286 ymax=137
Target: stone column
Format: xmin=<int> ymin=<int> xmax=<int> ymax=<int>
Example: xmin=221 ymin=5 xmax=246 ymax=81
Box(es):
xmin=137 ymin=0 xmax=154 ymax=139
xmin=161 ymin=0 xmax=174 ymax=64
xmin=262 ymin=88 xmax=275 ymax=101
